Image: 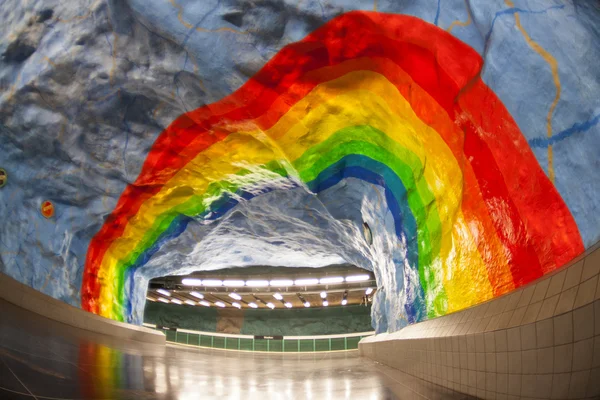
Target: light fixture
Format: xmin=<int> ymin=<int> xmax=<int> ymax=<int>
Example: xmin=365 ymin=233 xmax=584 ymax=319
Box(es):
xmin=157 ymin=297 xmax=170 ymax=303
xmin=182 ymin=278 xmax=203 ymax=286
xmin=223 ymin=280 xmax=245 ymax=287
xmin=215 ymin=301 xmax=226 ymax=308
xmin=319 ymin=277 xmax=344 ymax=284
xmin=342 ymin=290 xmax=348 ymax=306
xmin=304 ymin=302 xmax=310 ymax=308
xmin=202 ymin=279 xmax=223 ymax=287
xmin=248 ymin=302 xmax=258 ymax=308
xmin=232 ymin=302 xmax=242 ymax=309
xmin=246 ymin=280 xmax=269 ymax=287
xmin=146 ymin=296 xmax=156 ymax=302
xmin=320 ymin=291 xmax=327 ymax=299
xmin=229 ymin=293 xmax=242 ymax=301
xmin=341 ymin=299 xmax=348 ymax=305
xmin=190 ymin=291 xmax=204 ymax=299
xmin=273 ymin=293 xmax=283 ymax=300
xmin=345 ymin=274 xmax=370 ymax=282
xmin=171 ymin=299 xmax=183 ymax=304
xmin=295 ymin=278 xmax=319 ymax=286
xmin=270 ymin=279 xmax=294 ymax=287
xmin=199 ymin=300 xmax=210 ymax=307
xmin=156 ymin=289 xmax=171 ymax=297
xmin=323 ymin=301 xmax=329 ymax=307
xmin=284 ymin=302 xmax=293 ymax=308
xmin=266 ymin=302 xmax=275 ymax=309
xmin=184 ymin=300 xmax=196 ymax=306
xmin=365 ymin=288 xmax=374 ymax=295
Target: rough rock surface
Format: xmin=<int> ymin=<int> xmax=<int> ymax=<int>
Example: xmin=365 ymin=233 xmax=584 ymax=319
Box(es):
xmin=1 ymin=0 xmax=599 ymax=332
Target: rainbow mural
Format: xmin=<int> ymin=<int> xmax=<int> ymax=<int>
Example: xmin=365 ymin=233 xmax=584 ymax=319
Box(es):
xmin=82 ymin=12 xmax=584 ymax=324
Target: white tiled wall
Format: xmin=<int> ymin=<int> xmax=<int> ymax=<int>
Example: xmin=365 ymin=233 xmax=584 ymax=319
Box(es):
xmin=360 ymin=244 xmax=600 ymax=400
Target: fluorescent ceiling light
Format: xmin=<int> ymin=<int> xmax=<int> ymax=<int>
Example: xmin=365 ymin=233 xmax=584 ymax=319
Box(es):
xmin=146 ymin=297 xmax=156 ymax=302
xmin=295 ymin=278 xmax=319 ymax=286
xmin=215 ymin=301 xmax=226 ymax=308
xmin=199 ymin=300 xmax=210 ymax=307
xmin=156 ymin=289 xmax=170 ymax=296
xmin=266 ymin=302 xmax=275 ymax=309
xmin=157 ymin=297 xmax=169 ymax=303
xmin=229 ymin=293 xmax=242 ymax=301
xmin=270 ymin=279 xmax=294 ymax=287
xmin=184 ymin=300 xmax=196 ymax=306
xmin=323 ymin=301 xmax=329 ymax=307
xmin=223 ymin=280 xmax=245 ymax=287
xmin=284 ymin=302 xmax=293 ymax=308
xmin=202 ymin=279 xmax=223 ymax=287
xmin=232 ymin=302 xmax=241 ymax=309
xmin=341 ymin=299 xmax=348 ymax=305
xmin=319 ymin=277 xmax=344 ymax=284
xmin=190 ymin=291 xmax=204 ymax=299
xmin=365 ymin=288 xmax=374 ymax=295
xmin=246 ymin=280 xmax=269 ymax=287
xmin=273 ymin=293 xmax=283 ymax=300
xmin=171 ymin=299 xmax=183 ymax=304
xmin=248 ymin=302 xmax=258 ymax=308
xmin=320 ymin=291 xmax=327 ymax=299
xmin=182 ymin=278 xmax=203 ymax=286
xmin=304 ymin=302 xmax=310 ymax=308
xmin=345 ymin=274 xmax=370 ymax=282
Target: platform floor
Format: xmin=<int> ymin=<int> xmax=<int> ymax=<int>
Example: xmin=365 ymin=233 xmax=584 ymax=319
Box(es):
xmin=0 ymin=299 xmax=474 ymax=399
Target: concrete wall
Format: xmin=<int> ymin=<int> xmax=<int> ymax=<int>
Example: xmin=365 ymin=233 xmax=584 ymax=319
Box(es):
xmin=359 ymin=244 xmax=600 ymax=400
xmin=0 ymin=272 xmax=165 ymax=345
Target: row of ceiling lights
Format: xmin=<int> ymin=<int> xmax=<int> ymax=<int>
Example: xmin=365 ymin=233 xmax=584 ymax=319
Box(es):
xmin=150 ymin=287 xmax=374 ymax=309
xmin=179 ymin=274 xmax=371 ymax=288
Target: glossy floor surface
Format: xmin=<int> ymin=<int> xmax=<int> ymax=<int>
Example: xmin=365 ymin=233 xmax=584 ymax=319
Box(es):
xmin=0 ymin=299 xmax=475 ymax=399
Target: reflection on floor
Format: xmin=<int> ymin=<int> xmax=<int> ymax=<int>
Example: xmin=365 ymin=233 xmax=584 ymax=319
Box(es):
xmin=0 ymin=299 xmax=475 ymax=399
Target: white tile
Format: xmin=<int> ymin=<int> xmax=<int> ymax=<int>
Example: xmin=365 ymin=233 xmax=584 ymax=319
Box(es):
xmin=536 ymin=318 xmax=554 ymax=348
xmin=497 ymin=352 xmax=508 ymax=374
xmin=477 ymin=370 xmax=486 ymax=389
xmin=468 ymin=352 xmax=476 ymax=370
xmin=547 ymin=269 xmax=567 ymax=298
xmin=518 ymin=285 xmax=537 ymax=308
xmin=476 ymin=333 xmax=485 ymax=353
xmin=574 ymin=275 xmax=598 ymax=308
xmin=564 ymin=259 xmax=584 ymax=290
xmin=537 ymin=294 xmax=560 ymax=321
xmin=497 ymin=372 xmax=508 ymax=394
xmin=573 ymin=303 xmax=594 ymax=342
xmin=535 ymin=374 xmax=553 ymax=399
xmin=553 ymin=312 xmax=573 ymax=346
xmin=485 ymin=332 xmax=496 ymax=353
xmin=551 ymin=373 xmax=571 ymax=400
xmin=467 ymin=335 xmax=476 ymax=352
xmin=586 ymin=367 xmax=600 ymax=398
xmin=594 ymin=337 xmax=600 ymax=368
xmin=521 ymin=301 xmax=543 ymax=325
xmin=477 ymin=352 xmax=486 ymax=371
xmin=508 ymin=306 xmax=527 ymax=328
xmin=521 ymin=323 xmax=537 ymax=350
xmin=522 ymin=349 xmax=537 ymax=374
xmin=468 ymin=369 xmax=477 ymax=387
xmin=582 ymin=247 xmax=600 ymax=282
xmin=521 ymin=374 xmax=537 ymax=398
xmin=568 ymin=370 xmax=590 ymax=399
xmin=504 ymin=291 xmax=522 ymax=311
xmin=508 ymin=374 xmax=521 ymax=396
xmin=507 ymin=327 xmax=521 ymax=351
xmin=554 ymin=343 xmax=574 ymax=373
xmin=536 ymin=347 xmax=554 ymax=374
xmin=532 ymin=278 xmax=551 ymax=304
xmin=495 ymin=330 xmax=508 ymax=352
xmin=497 ymin=311 xmax=514 ymax=330
xmin=486 ymin=353 xmax=497 ymax=372
xmin=508 ymin=351 xmax=521 ymax=374
xmin=595 ymin=301 xmax=600 ymax=336
xmin=486 ymin=372 xmax=496 ymax=392
xmin=555 ymin=286 xmax=578 ymax=316
xmin=572 ymin=337 xmax=593 ymax=372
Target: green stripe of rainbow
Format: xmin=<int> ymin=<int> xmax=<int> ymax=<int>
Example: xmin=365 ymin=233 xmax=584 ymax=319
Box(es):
xmin=82 ymin=12 xmax=583 ymax=324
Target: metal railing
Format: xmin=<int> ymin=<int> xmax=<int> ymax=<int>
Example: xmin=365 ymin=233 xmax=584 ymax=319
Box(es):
xmin=143 ymin=323 xmax=373 ymax=352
